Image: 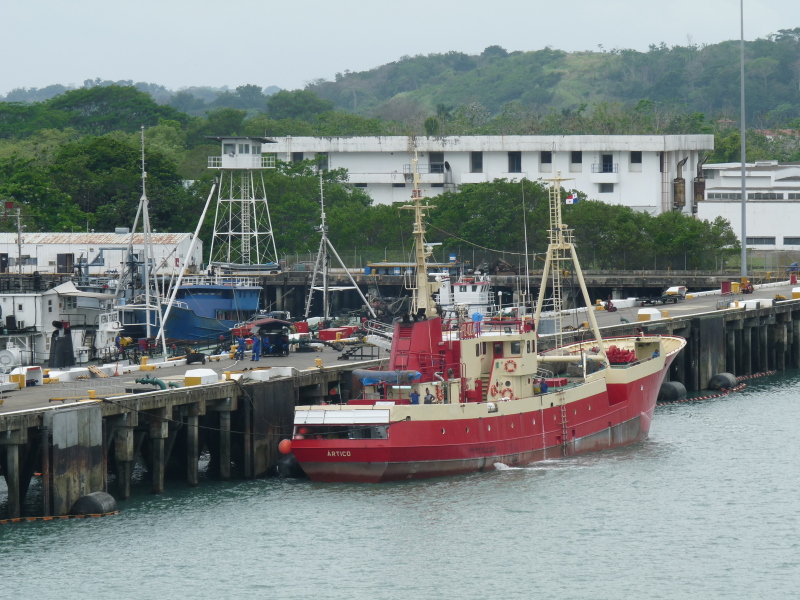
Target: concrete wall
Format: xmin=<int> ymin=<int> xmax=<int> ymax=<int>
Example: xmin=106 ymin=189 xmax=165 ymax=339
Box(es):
xmin=697 ymin=200 xmax=800 ymax=251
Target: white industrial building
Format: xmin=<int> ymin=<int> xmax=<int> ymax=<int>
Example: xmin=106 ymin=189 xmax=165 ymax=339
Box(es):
xmin=0 ymin=232 xmax=203 ymax=276
xmin=697 ymin=161 xmax=800 ymax=251
xmin=266 ymin=135 xmax=714 ymax=214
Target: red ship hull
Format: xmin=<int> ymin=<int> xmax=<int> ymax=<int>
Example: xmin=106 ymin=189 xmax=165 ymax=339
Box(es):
xmin=291 ymin=350 xmax=678 ymax=483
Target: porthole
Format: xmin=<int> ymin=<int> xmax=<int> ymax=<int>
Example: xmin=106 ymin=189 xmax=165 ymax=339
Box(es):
xmin=441 ymin=428 xmax=446 ymax=434
xmin=505 ymin=381 xmax=511 ymax=387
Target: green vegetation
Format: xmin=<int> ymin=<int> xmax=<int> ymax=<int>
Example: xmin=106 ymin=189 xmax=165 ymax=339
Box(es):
xmin=2 ymin=30 xmax=797 ymax=266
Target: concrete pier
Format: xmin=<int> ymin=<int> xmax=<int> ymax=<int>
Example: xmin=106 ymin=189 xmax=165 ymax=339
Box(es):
xmin=0 ymin=355 xmax=379 ymax=517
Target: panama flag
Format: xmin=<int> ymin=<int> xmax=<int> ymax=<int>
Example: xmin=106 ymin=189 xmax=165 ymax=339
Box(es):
xmin=565 ymin=193 xmax=579 ymax=204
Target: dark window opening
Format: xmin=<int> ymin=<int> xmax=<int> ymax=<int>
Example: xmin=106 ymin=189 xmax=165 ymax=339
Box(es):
xmin=571 ymin=151 xmax=582 ymax=164
xmin=429 ymin=152 xmax=445 ymax=173
xmin=292 ymin=152 xmax=304 ymax=162
xmin=508 ymin=151 xmax=522 ymax=173
xmin=471 ymin=152 xmax=483 ymax=173
xmin=541 ymin=151 xmax=552 ymax=164
xmin=631 ymin=151 xmax=642 ymax=164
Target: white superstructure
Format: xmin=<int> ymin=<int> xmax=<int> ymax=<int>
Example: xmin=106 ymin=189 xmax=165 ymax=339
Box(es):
xmin=265 ymin=134 xmax=713 ymax=213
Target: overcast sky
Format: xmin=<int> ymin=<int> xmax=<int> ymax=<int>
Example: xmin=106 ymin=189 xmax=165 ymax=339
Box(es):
xmin=3 ymin=0 xmax=796 ymax=95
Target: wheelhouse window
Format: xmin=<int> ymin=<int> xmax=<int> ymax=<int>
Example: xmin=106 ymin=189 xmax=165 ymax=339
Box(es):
xmin=510 ymin=341 xmax=521 ymax=355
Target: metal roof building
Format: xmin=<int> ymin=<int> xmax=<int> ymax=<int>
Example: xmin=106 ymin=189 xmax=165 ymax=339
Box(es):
xmin=0 ymin=232 xmax=203 ymax=276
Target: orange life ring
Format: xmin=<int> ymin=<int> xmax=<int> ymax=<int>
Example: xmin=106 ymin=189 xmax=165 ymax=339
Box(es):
xmin=500 ymin=388 xmax=515 ymax=400
xmin=489 ymin=384 xmax=498 ymax=396
xmin=504 ymin=359 xmax=517 ymax=373
xmin=436 ymin=387 xmax=444 ymax=402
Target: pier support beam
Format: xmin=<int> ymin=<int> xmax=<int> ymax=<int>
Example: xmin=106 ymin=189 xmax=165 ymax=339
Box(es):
xmin=187 ymin=404 xmax=201 ymax=487
xmin=733 ymin=326 xmax=743 ymax=375
xmin=759 ymin=321 xmax=769 ymax=372
xmin=149 ymin=408 xmax=168 ymax=494
xmin=113 ymin=413 xmax=138 ymax=501
xmin=792 ymin=319 xmax=800 ymax=370
xmin=40 ymin=427 xmax=51 ymax=517
xmin=725 ymin=329 xmax=736 ymax=375
xmin=115 ymin=430 xmax=134 ymax=500
xmin=4 ymin=443 xmax=21 ymax=519
xmin=219 ymin=410 xmax=231 ymax=481
xmin=742 ymin=325 xmax=753 ymax=376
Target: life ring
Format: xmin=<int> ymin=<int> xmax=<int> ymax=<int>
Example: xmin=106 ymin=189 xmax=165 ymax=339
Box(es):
xmin=504 ymin=359 xmax=517 ymax=373
xmin=500 ymin=388 xmax=514 ymax=400
xmin=489 ymin=384 xmax=498 ymax=396
xmin=436 ymin=387 xmax=444 ymax=402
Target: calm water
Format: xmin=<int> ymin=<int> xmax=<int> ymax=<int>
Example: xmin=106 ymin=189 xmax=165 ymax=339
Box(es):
xmin=2 ymin=372 xmax=800 ymax=599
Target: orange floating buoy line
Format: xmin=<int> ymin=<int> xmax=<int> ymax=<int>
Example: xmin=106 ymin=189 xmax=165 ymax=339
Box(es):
xmin=0 ymin=510 xmax=120 ymax=526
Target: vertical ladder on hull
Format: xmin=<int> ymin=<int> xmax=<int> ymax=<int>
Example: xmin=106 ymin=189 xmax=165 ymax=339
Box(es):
xmin=559 ymin=401 xmax=569 ymax=456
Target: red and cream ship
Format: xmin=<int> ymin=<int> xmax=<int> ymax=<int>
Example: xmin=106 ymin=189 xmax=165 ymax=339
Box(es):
xmin=283 ymin=167 xmax=686 ymax=483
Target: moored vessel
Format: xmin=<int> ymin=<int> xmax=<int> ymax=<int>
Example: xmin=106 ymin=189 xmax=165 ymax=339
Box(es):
xmin=284 ymin=167 xmax=686 ymax=482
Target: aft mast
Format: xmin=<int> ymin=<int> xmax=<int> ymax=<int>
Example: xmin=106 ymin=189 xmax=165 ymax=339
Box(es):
xmin=534 ymin=172 xmax=607 ymax=365
xmin=400 ymin=152 xmax=438 ymax=318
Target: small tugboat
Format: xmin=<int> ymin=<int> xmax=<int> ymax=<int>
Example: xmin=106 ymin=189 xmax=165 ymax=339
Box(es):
xmin=283 ymin=166 xmax=686 ymax=482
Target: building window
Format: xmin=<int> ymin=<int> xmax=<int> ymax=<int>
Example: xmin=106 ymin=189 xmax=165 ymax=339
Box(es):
xmin=630 ymin=151 xmax=642 ymax=164
xmin=789 ymin=193 xmax=800 ymax=200
xmin=392 ymin=183 xmax=406 ymax=188
xmin=252 ymin=144 xmax=261 ymax=155
xmin=223 ymin=143 xmax=235 ymax=154
xmin=784 ymin=237 xmax=800 ymax=245
xmin=707 ymin=193 xmax=742 ymax=200
xmin=316 ymin=152 xmax=328 ymax=171
xmin=238 ymin=144 xmax=250 ymax=154
xmin=570 ymin=151 xmax=582 ymax=173
xmin=508 ymin=151 xmax=521 ymax=173
xmin=599 ymin=183 xmax=614 ymax=193
xmin=429 ymin=152 xmax=445 ymax=173
xmin=703 ymin=169 xmax=716 ymax=179
xmin=431 ymin=183 xmax=445 ymax=188
xmin=353 ymin=183 xmax=367 ymax=188
xmin=748 ymin=192 xmax=783 ymax=200
xmin=540 ymin=151 xmax=552 ymax=172
xmin=471 ymin=152 xmax=483 ymax=173
xmin=292 ymin=152 xmax=304 ymax=162
xmin=746 ymin=237 xmax=776 ymax=245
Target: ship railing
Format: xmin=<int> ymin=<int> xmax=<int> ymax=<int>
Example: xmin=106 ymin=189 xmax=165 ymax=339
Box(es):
xmin=179 ymin=275 xmax=259 ymax=287
xmin=478 ymin=318 xmax=528 ymax=334
xmin=364 ymin=319 xmax=394 ymax=337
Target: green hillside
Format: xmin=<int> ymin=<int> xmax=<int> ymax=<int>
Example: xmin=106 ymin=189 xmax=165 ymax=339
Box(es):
xmin=308 ymin=31 xmax=800 ymax=126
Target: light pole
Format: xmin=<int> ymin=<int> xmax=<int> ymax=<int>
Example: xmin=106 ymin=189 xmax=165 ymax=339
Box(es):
xmin=740 ymin=0 xmax=747 ymax=277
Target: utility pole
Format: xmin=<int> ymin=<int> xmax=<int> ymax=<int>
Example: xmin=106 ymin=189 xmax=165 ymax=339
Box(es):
xmin=739 ymin=0 xmax=747 ymax=277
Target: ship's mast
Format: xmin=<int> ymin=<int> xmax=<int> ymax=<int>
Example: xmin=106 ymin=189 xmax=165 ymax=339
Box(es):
xmin=534 ymin=171 xmax=607 ymax=365
xmin=400 ymin=152 xmax=437 ymax=318
xmin=304 ymin=172 xmax=376 ymax=320
xmin=136 ymin=126 xmax=167 ymax=355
